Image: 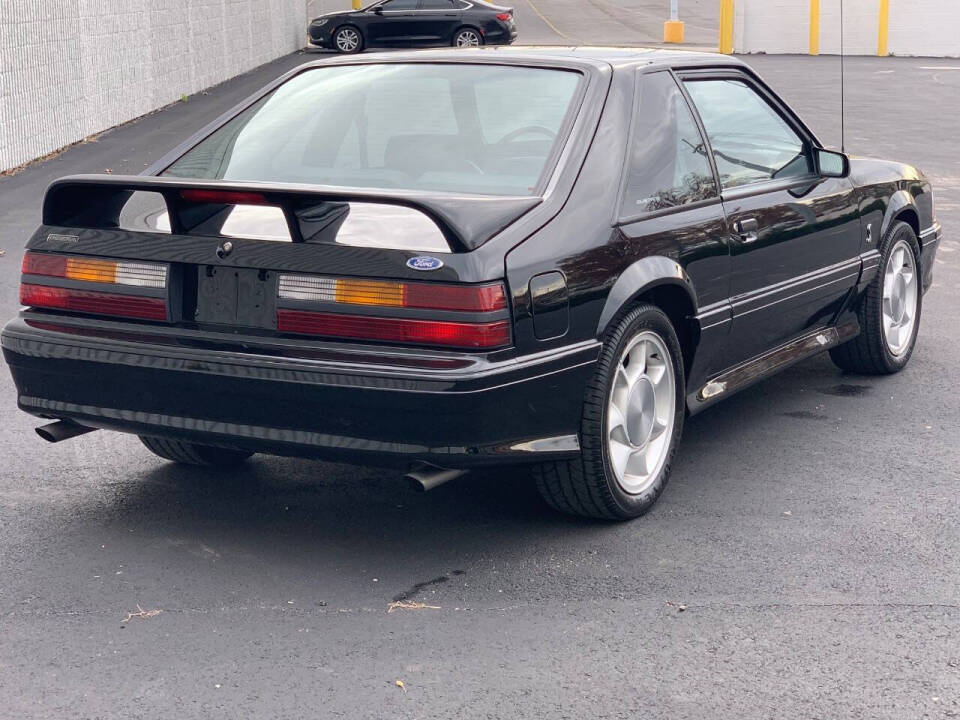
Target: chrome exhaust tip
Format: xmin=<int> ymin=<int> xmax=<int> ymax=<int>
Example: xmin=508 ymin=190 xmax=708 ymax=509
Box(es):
xmin=36 ymin=420 xmax=97 ymax=443
xmin=404 ymin=463 xmax=467 ymax=492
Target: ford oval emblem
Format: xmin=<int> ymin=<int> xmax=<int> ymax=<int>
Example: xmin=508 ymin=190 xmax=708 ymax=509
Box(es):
xmin=406 ymin=256 xmax=444 ymax=271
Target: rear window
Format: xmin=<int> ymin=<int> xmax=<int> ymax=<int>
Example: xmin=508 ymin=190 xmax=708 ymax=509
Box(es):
xmin=163 ymin=64 xmax=583 ymax=196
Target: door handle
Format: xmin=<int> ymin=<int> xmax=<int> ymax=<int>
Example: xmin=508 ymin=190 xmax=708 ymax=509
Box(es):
xmin=734 ymin=217 xmax=759 ymax=244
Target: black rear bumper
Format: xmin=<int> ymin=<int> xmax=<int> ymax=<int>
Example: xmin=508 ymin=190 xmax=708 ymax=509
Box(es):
xmin=2 ymin=315 xmax=596 ymax=468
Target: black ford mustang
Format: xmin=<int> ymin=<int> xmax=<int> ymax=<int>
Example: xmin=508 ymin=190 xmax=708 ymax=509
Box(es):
xmin=308 ymin=0 xmax=517 ymax=53
xmin=3 ymin=49 xmax=940 ymax=520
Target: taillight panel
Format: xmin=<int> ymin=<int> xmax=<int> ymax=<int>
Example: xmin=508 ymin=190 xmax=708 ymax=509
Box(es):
xmin=277 ymin=274 xmax=506 ymax=312
xmin=277 ymin=310 xmax=510 ymax=349
xmin=22 ymin=252 xmax=168 ymax=288
xmin=20 ymin=251 xmax=170 ymax=322
xmin=18 ymin=252 xmax=510 ymax=350
xmin=276 ymin=273 xmax=511 ymax=350
xmin=19 ymin=284 xmax=168 ymax=321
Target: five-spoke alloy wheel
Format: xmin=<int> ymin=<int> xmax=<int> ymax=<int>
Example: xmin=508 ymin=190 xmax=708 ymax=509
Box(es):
xmin=535 ymin=303 xmax=685 ymax=520
xmin=606 ymin=331 xmax=676 ymax=496
xmin=881 ymin=238 xmax=918 ymax=357
xmin=830 ymin=220 xmax=922 ymax=374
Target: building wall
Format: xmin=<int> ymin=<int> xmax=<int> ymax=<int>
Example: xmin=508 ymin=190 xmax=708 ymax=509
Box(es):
xmin=888 ymin=0 xmax=960 ymax=58
xmin=732 ymin=0 xmax=960 ymax=58
xmin=733 ymin=0 xmax=808 ymax=55
xmin=0 ymin=0 xmax=336 ymax=172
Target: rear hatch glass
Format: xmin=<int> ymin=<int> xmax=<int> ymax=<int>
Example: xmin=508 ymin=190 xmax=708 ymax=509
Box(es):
xmin=162 ymin=63 xmax=582 ymax=197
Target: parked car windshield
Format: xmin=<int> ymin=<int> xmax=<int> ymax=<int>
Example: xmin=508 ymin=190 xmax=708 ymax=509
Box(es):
xmin=163 ymin=64 xmax=582 ymax=196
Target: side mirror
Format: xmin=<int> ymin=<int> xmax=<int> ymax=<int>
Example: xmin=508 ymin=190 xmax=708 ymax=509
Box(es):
xmin=372 ymin=6 xmax=383 ymax=13
xmin=816 ymin=148 xmax=850 ymax=178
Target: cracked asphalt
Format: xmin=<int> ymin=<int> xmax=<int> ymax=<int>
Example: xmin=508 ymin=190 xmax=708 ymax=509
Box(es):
xmin=1 ymin=7 xmax=958 ymax=718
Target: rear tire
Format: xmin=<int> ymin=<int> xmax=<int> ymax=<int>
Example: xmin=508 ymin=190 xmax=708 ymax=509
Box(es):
xmin=534 ymin=303 xmax=686 ymax=520
xmin=829 ymin=220 xmax=922 ymax=374
xmin=139 ymin=436 xmax=253 ymax=466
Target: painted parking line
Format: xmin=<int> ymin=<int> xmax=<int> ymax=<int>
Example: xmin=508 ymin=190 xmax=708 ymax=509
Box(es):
xmin=523 ymin=0 xmax=581 ymax=43
xmin=919 ymin=66 xmax=960 ymax=70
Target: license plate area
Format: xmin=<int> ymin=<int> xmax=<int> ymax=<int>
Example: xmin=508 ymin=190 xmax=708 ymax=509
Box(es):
xmin=195 ymin=266 xmax=277 ymax=330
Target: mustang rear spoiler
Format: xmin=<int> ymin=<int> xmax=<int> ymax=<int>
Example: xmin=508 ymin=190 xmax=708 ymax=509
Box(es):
xmin=42 ymin=175 xmax=542 ymax=252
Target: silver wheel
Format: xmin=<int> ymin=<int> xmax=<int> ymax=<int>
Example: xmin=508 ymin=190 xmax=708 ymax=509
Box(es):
xmin=335 ymin=27 xmax=360 ymax=52
xmin=606 ymin=330 xmax=676 ymax=495
xmin=455 ymin=29 xmax=481 ymax=47
xmin=881 ymin=238 xmax=918 ymax=356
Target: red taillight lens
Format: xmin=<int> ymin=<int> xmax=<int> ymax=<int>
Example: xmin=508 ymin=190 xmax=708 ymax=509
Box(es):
xmin=496 ymin=12 xmax=512 ymax=20
xmin=180 ymin=189 xmax=269 ymax=205
xmin=403 ymin=283 xmax=506 ymax=312
xmin=277 ymin=310 xmax=510 ymax=349
xmin=22 ymin=252 xmax=67 ymax=277
xmin=19 ymin=284 xmax=168 ymax=321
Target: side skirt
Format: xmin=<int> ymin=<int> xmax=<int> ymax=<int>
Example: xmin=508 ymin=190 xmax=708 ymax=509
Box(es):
xmin=687 ymin=320 xmax=859 ymax=414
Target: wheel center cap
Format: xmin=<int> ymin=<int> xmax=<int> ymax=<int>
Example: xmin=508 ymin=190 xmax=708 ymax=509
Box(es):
xmin=626 ymin=377 xmax=656 ymax=446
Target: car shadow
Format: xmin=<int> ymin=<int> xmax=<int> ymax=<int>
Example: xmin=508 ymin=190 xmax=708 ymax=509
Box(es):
xmin=44 ymin=352 xmax=870 ymax=595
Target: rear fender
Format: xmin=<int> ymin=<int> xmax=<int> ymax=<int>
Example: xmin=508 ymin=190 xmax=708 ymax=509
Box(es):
xmin=596 ymin=256 xmax=696 ymax=336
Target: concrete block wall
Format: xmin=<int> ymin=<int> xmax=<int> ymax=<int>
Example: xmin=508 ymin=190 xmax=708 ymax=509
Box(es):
xmin=0 ymin=0 xmax=325 ymax=172
xmin=732 ymin=0 xmax=960 ymax=58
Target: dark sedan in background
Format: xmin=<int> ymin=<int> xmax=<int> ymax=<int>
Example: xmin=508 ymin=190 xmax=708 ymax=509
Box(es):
xmin=308 ymin=0 xmax=517 ymax=53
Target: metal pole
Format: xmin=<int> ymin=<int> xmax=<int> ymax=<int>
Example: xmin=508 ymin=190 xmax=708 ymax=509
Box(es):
xmin=670 ymin=0 xmax=679 ymax=22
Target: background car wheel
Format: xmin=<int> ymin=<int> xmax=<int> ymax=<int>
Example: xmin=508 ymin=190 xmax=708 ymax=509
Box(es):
xmin=140 ymin=436 xmax=253 ymax=466
xmin=453 ymin=27 xmax=483 ymax=47
xmin=333 ymin=26 xmax=363 ymax=53
xmin=534 ymin=303 xmax=686 ymax=520
xmin=829 ymin=220 xmax=922 ymax=375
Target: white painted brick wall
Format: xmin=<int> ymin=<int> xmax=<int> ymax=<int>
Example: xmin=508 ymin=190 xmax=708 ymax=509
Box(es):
xmin=0 ymin=0 xmax=328 ymax=172
xmin=889 ymin=0 xmax=960 ymax=58
xmin=733 ymin=0 xmax=960 ymax=58
xmin=819 ymin=0 xmax=879 ymax=56
xmin=734 ymin=0 xmax=808 ymax=55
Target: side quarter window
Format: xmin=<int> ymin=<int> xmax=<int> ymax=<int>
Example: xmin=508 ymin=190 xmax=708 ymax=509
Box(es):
xmin=684 ymin=78 xmax=812 ymax=189
xmin=621 ymin=71 xmax=718 ymax=217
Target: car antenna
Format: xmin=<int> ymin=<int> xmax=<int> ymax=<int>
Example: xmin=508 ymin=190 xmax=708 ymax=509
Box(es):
xmin=840 ymin=0 xmax=846 ymax=153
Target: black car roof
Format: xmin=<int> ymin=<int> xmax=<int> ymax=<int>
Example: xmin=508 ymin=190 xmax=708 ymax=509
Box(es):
xmin=300 ymin=45 xmax=749 ymax=72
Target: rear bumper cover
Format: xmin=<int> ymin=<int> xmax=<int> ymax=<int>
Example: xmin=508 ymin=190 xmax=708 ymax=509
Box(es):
xmin=2 ymin=315 xmax=596 ymax=467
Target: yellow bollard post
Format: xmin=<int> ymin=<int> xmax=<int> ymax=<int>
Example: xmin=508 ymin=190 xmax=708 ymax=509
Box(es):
xmin=352 ymin=0 xmax=362 ymax=8
xmin=664 ymin=0 xmax=685 ymax=43
xmin=808 ymin=0 xmax=820 ymax=55
xmin=877 ymin=0 xmax=890 ymax=56
xmin=718 ymin=0 xmax=734 ymax=54
xmin=664 ymin=21 xmax=685 ymax=43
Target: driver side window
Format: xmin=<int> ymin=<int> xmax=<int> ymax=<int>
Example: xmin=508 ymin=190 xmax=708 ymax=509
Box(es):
xmin=684 ymin=78 xmax=812 ymax=190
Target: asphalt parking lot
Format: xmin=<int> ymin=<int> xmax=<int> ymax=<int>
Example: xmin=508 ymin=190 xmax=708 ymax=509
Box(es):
xmin=1 ymin=7 xmax=959 ymax=719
